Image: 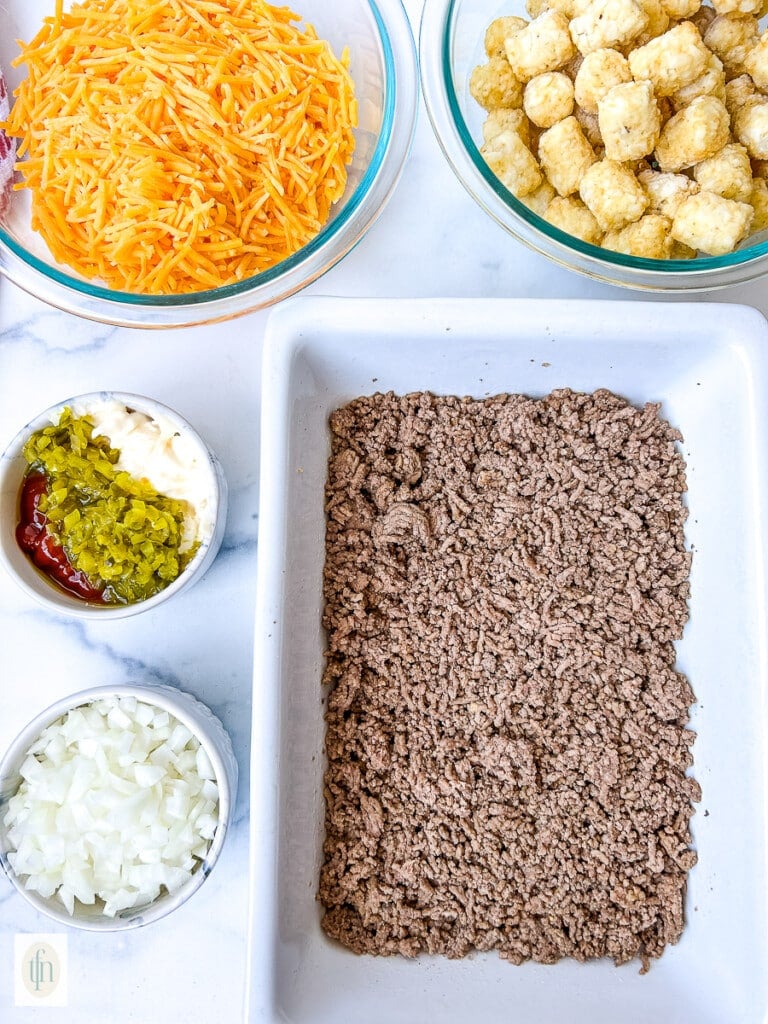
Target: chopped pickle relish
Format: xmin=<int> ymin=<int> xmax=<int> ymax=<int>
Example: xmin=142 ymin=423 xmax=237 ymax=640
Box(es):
xmin=19 ymin=408 xmax=199 ymax=603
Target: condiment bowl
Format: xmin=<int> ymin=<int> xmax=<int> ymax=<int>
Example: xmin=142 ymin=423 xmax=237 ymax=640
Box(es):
xmin=0 ymin=391 xmax=227 ymax=619
xmin=420 ymin=0 xmax=768 ymax=291
xmin=0 ymin=0 xmax=418 ymax=327
xmin=0 ymin=683 xmax=237 ymax=931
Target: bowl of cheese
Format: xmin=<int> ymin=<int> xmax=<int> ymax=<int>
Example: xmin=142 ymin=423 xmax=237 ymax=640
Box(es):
xmin=420 ymin=0 xmax=768 ymax=290
xmin=0 ymin=0 xmax=417 ymax=326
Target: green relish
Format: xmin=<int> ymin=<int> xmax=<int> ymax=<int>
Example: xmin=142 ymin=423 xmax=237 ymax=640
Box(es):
xmin=21 ymin=408 xmax=199 ymax=604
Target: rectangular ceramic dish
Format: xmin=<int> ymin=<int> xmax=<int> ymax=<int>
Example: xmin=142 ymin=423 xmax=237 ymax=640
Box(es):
xmin=247 ymin=297 xmax=768 ymax=1024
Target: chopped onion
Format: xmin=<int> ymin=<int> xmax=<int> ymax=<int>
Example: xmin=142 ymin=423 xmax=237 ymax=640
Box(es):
xmin=4 ymin=696 xmax=219 ymax=917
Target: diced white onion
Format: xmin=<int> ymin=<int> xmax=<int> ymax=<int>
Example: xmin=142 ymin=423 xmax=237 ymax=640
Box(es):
xmin=4 ymin=696 xmax=219 ymax=917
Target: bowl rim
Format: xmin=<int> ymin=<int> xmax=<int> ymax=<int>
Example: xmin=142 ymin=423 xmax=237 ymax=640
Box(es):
xmin=0 ymin=682 xmax=236 ymax=932
xmin=419 ymin=0 xmax=768 ymax=292
xmin=0 ymin=390 xmax=228 ymax=619
xmin=0 ymin=0 xmax=419 ymax=327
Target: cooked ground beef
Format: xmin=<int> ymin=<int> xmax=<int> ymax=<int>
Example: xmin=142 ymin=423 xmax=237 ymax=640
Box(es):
xmin=319 ymin=388 xmax=699 ymax=971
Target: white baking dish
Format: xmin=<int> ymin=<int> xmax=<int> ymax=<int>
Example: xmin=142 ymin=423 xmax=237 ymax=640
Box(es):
xmin=247 ymin=297 xmax=768 ymax=1024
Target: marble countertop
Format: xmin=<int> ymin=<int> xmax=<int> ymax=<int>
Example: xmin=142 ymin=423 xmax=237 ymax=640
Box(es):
xmin=1 ymin=1 xmax=768 ymax=1020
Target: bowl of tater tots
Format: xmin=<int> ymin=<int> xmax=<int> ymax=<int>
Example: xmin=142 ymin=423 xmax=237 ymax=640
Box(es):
xmin=420 ymin=0 xmax=768 ymax=289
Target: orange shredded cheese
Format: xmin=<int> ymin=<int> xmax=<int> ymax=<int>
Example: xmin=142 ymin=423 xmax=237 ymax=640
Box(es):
xmin=3 ymin=0 xmax=358 ymax=294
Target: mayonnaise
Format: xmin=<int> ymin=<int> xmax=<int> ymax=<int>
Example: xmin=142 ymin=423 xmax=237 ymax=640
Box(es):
xmin=72 ymin=398 xmax=215 ymax=551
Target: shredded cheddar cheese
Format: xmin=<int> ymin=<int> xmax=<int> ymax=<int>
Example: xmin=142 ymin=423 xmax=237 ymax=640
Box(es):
xmin=3 ymin=0 xmax=358 ymax=293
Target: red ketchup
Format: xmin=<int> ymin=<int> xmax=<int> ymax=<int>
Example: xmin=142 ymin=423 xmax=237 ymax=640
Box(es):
xmin=16 ymin=472 xmax=105 ymax=602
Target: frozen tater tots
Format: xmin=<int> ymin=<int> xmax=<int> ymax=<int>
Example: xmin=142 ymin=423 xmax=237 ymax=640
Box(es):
xmin=693 ymin=141 xmax=753 ymax=198
xmin=638 ymin=168 xmax=700 ymax=217
xmin=749 ymin=176 xmax=768 ymax=229
xmin=569 ymin=0 xmax=649 ymax=54
xmin=711 ymin=0 xmax=762 ymax=14
xmin=598 ymin=80 xmax=661 ymax=160
xmin=579 ymin=158 xmax=649 ymax=228
xmin=505 ymin=11 xmax=575 ymax=82
xmin=733 ymin=97 xmax=768 ymax=157
xmin=602 ymin=213 xmax=675 ymax=255
xmin=484 ymin=16 xmax=528 ymax=57
xmin=483 ymin=108 xmax=532 ymax=148
xmin=470 ymin=58 xmax=524 ymax=111
xmin=627 ymin=22 xmax=710 ymax=95
xmin=662 ymin=0 xmax=703 ymax=18
xmin=671 ymin=190 xmax=753 ymax=252
xmin=480 ymin=130 xmax=543 ymax=197
xmin=655 ymin=95 xmax=730 ymax=170
xmin=744 ymin=33 xmax=768 ymax=91
xmin=725 ymin=73 xmax=757 ymax=116
xmin=574 ymin=48 xmax=633 ymax=112
xmin=522 ymin=178 xmax=557 ymax=214
xmin=545 ymin=195 xmax=604 ymax=241
xmin=704 ymin=13 xmax=758 ymax=76
xmin=671 ymin=52 xmax=726 ymax=108
xmin=634 ymin=0 xmax=671 ymax=44
xmin=538 ymin=116 xmax=597 ymax=194
xmin=472 ymin=0 xmax=767 ymax=259
xmin=524 ymin=72 xmax=575 ymax=126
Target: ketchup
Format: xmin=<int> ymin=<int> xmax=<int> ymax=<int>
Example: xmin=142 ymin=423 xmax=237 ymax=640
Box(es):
xmin=16 ymin=472 xmax=106 ymax=602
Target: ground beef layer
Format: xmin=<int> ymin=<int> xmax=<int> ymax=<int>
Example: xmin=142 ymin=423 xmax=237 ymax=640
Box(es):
xmin=319 ymin=388 xmax=699 ymax=970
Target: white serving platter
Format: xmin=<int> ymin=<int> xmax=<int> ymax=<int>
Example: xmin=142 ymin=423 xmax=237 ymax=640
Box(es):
xmin=247 ymin=297 xmax=768 ymax=1024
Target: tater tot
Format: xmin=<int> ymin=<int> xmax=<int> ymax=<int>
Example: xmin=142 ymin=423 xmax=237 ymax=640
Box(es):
xmin=638 ymin=168 xmax=700 ymax=217
xmin=545 ymin=195 xmax=604 ymax=241
xmin=484 ymin=16 xmax=528 ymax=58
xmin=602 ymin=214 xmax=674 ymax=256
xmin=524 ymin=72 xmax=575 ymax=127
xmin=470 ymin=58 xmax=524 ymax=111
xmin=749 ymin=176 xmax=768 ymax=229
xmin=483 ymin=108 xmax=532 ymax=148
xmin=538 ymin=116 xmax=597 ymax=194
xmin=704 ymin=13 xmax=758 ymax=77
xmin=662 ymin=0 xmax=703 ymax=17
xmin=633 ymin=0 xmax=671 ymax=44
xmin=671 ymin=190 xmax=753 ymax=252
xmin=744 ymin=32 xmax=768 ymax=91
xmin=569 ymin=0 xmax=649 ymax=54
xmin=693 ymin=141 xmax=753 ymax=198
xmin=711 ymin=0 xmax=762 ymax=14
xmin=579 ymin=158 xmax=649 ymax=228
xmin=598 ymin=80 xmax=661 ymax=160
xmin=655 ymin=95 xmax=731 ymax=170
xmin=505 ymin=11 xmax=575 ymax=82
xmin=480 ymin=130 xmax=543 ymax=197
xmin=725 ymin=73 xmax=757 ymax=116
xmin=733 ymin=97 xmax=768 ymax=157
xmin=671 ymin=53 xmax=726 ymax=108
xmin=627 ymin=22 xmax=711 ymax=95
xmin=574 ymin=48 xmax=633 ymax=112
xmin=522 ymin=178 xmax=557 ymax=214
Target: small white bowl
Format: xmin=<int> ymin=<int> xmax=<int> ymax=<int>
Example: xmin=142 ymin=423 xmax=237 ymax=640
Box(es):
xmin=0 ymin=391 xmax=227 ymax=618
xmin=0 ymin=683 xmax=238 ymax=931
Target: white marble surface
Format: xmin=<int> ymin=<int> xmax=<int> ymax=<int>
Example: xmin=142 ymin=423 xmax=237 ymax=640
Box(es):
xmin=1 ymin=1 xmax=768 ymax=1021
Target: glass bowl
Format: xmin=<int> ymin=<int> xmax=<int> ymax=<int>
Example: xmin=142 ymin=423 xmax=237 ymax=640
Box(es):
xmin=0 ymin=391 xmax=227 ymax=619
xmin=0 ymin=683 xmax=237 ymax=931
xmin=0 ymin=0 xmax=418 ymax=327
xmin=420 ymin=0 xmax=768 ymax=291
